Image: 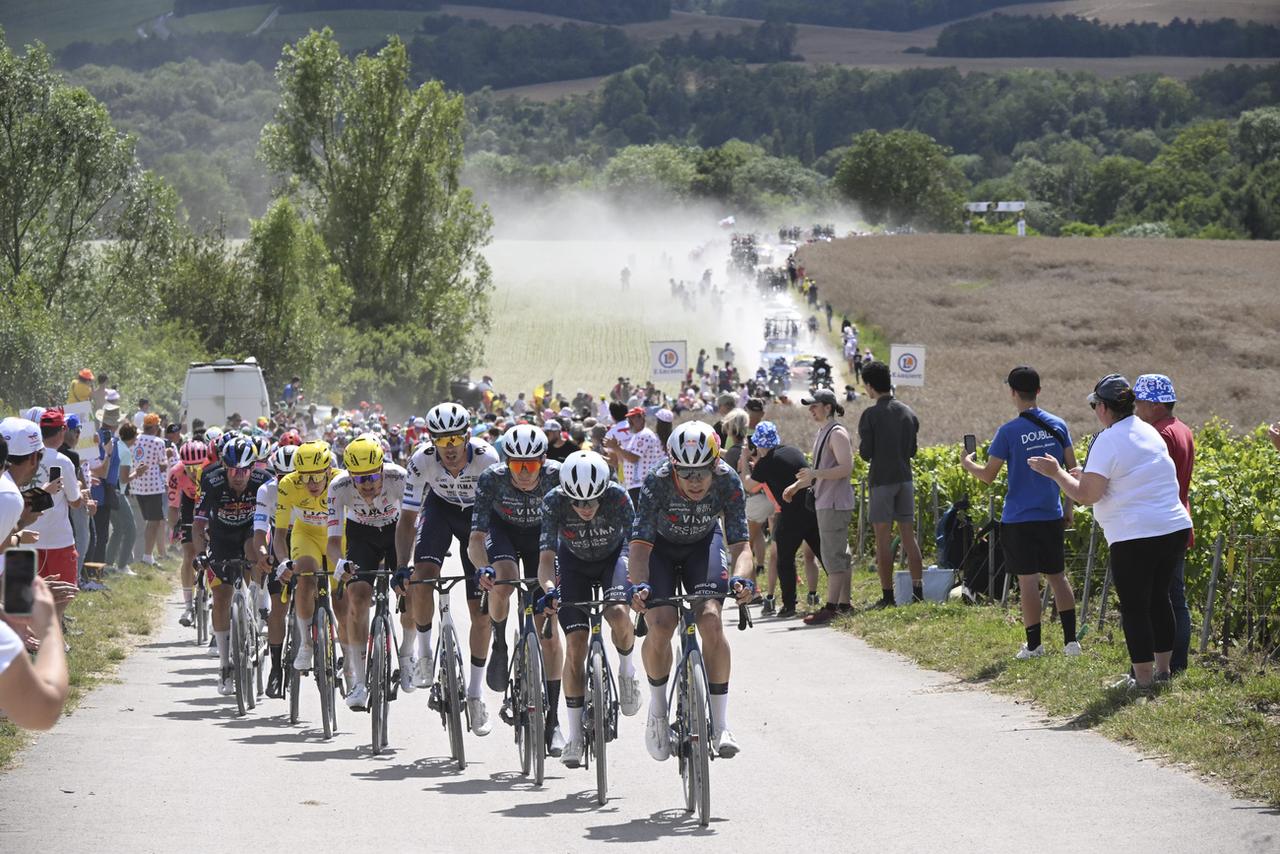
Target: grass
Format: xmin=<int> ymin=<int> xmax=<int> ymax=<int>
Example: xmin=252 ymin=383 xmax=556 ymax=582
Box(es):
xmin=0 ymin=0 xmax=171 ymax=50
xmin=167 ymin=4 xmax=274 ymax=37
xmin=0 ymin=562 xmax=174 ymax=769
xmin=821 ymin=565 xmax=1280 ymax=805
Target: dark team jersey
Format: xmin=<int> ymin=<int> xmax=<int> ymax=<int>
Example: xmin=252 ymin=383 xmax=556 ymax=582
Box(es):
xmin=196 ymin=466 xmax=272 ymax=542
xmin=471 ymin=461 xmax=561 ymax=532
xmin=539 ymin=482 xmax=633 ymax=562
xmin=631 ymin=460 xmax=749 ymax=546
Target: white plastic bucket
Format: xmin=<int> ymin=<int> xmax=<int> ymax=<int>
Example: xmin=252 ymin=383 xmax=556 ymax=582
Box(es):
xmin=893 ymin=565 xmax=956 ymax=605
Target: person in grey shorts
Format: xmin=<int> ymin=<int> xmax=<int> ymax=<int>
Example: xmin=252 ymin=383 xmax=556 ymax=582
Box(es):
xmin=857 ymin=361 xmax=923 ymax=607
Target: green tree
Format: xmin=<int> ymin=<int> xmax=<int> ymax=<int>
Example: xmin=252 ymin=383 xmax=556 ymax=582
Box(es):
xmin=260 ymin=30 xmax=492 ymax=407
xmin=834 ymin=129 xmax=965 ymax=230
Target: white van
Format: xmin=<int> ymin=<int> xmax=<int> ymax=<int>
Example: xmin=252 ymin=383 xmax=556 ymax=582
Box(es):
xmin=181 ymin=358 xmax=270 ymax=429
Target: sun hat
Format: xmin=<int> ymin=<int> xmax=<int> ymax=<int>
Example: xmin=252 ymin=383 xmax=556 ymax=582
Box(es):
xmin=1133 ymin=374 xmax=1176 ymax=404
xmin=78 ymin=368 xmax=94 ymax=381
xmin=751 ymin=421 xmax=780 ymax=449
xmin=97 ymin=403 xmax=121 ymax=429
xmin=0 ymin=417 xmax=42 ymax=455
xmin=655 ymin=408 xmax=674 ymax=423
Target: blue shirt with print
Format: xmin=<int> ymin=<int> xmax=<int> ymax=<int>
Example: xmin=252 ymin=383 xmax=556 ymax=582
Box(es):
xmin=988 ymin=408 xmax=1072 ymax=524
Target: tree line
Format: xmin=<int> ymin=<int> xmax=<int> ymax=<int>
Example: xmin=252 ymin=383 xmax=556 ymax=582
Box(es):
xmin=175 ymin=0 xmax=669 ymax=23
xmin=927 ymin=14 xmax=1280 ymax=58
xmin=673 ymin=0 xmax=1031 ymax=31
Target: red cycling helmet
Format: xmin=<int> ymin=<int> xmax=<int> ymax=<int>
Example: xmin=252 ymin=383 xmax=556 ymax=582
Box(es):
xmin=279 ymin=429 xmax=303 ymax=447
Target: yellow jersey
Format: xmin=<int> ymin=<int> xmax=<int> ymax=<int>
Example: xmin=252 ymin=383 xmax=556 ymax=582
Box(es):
xmin=273 ymin=469 xmax=337 ymax=533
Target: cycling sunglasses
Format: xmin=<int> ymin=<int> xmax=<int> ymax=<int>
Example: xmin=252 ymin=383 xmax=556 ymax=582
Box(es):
xmin=300 ymin=472 xmax=328 ymax=485
xmin=509 ymin=459 xmax=542 ymax=475
xmin=432 ymin=434 xmax=467 ymax=448
xmin=570 ymin=497 xmax=599 ymax=509
xmin=352 ymin=472 xmax=383 ymax=484
xmin=673 ymin=465 xmax=713 ymax=482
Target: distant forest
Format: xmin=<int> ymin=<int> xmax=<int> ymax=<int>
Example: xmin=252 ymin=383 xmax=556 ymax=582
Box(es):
xmin=674 ymin=0 xmax=1035 ymax=30
xmin=928 ymin=14 xmax=1280 ymax=58
xmin=173 ymin=0 xmax=672 ymax=24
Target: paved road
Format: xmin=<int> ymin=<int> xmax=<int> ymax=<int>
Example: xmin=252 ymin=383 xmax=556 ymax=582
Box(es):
xmin=2 ymin=565 xmax=1277 ymax=853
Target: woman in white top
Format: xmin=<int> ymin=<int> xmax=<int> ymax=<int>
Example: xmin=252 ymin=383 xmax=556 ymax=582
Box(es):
xmin=1029 ymin=374 xmax=1191 ymax=688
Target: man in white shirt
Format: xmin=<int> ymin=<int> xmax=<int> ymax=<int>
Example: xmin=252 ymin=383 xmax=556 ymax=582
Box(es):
xmin=27 ymin=410 xmax=84 ymax=619
xmin=1 ymin=418 xmax=46 ymax=551
xmin=130 ymin=414 xmax=169 ymax=564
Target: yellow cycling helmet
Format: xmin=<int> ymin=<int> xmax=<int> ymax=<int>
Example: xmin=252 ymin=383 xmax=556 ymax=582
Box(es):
xmin=343 ymin=436 xmax=384 ymax=475
xmin=294 ymin=441 xmax=333 ymax=474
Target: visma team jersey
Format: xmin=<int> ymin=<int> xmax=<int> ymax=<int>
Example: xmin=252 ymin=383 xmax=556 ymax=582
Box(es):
xmin=273 ymin=469 xmax=338 ymax=531
xmin=253 ymin=478 xmax=277 ymax=534
xmin=197 ymin=466 xmax=273 ymax=535
xmin=403 ymin=439 xmax=499 ymax=511
xmin=327 ymin=464 xmax=407 ymax=531
xmin=631 ymin=460 xmax=749 ymax=546
xmin=539 ymin=482 xmax=633 ymax=562
xmin=472 ymin=461 xmax=561 ymax=533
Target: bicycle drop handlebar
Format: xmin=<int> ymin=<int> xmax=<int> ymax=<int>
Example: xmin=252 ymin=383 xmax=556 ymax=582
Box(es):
xmin=633 ymin=594 xmax=753 ymax=638
xmin=481 ymin=578 xmax=555 ymax=639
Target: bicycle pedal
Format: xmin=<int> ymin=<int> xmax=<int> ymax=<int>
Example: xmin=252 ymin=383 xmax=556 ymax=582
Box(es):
xmin=427 ymin=684 xmax=442 ymax=712
xmin=499 ymin=700 xmax=516 ymax=726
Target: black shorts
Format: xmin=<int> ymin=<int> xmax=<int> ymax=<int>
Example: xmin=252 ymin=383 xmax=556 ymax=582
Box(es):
xmin=177 ymin=495 xmax=195 ymax=543
xmin=484 ymin=518 xmax=541 ymax=578
xmin=345 ymin=519 xmax=398 ymax=585
xmin=136 ymin=492 xmax=166 ymax=522
xmin=413 ymin=492 xmax=481 ymax=600
xmin=646 ymin=527 xmax=729 ymax=603
xmin=209 ymin=529 xmax=253 ymax=565
xmin=1001 ymin=520 xmax=1065 ymax=576
xmin=556 ymin=542 xmax=629 ymax=635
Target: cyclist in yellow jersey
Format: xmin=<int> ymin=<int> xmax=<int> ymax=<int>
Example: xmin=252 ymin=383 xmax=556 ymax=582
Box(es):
xmin=273 ymin=441 xmax=343 ymax=671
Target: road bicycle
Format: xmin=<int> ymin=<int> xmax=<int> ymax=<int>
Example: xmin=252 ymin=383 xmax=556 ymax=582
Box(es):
xmin=565 ymin=598 xmax=621 ymax=806
xmin=357 ymin=568 xmax=401 ymax=755
xmin=408 ymin=575 xmax=472 ymax=770
xmin=488 ymin=578 xmax=551 ymax=786
xmin=283 ymin=568 xmax=343 ymax=739
xmin=636 ymin=592 xmax=752 ymax=827
xmin=193 ymin=557 xmax=210 ymax=647
xmin=215 ymin=559 xmax=265 ymax=717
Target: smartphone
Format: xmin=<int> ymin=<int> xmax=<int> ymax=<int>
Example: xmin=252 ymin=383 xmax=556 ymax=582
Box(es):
xmin=2 ymin=548 xmax=37 ymax=616
xmin=963 ymin=434 xmax=977 ymax=455
xmin=48 ymin=465 xmax=62 ymax=482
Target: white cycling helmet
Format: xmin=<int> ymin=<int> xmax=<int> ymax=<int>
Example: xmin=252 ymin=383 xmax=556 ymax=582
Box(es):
xmin=559 ymin=451 xmax=612 ymax=501
xmin=667 ymin=420 xmax=720 ymax=467
xmin=269 ymin=444 xmax=297 ymax=475
xmin=503 ymin=424 xmax=547 ymax=460
xmin=425 ymin=402 xmax=469 ymax=436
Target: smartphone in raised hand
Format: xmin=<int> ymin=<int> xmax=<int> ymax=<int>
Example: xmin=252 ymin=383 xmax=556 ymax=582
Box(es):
xmin=963 ymin=434 xmax=977 ymax=456
xmin=2 ymin=547 xmax=38 ymax=616
xmin=48 ymin=465 xmax=62 ymax=482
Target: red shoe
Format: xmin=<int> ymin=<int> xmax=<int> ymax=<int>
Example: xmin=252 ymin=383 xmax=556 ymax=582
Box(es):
xmin=803 ymin=606 xmax=837 ymax=626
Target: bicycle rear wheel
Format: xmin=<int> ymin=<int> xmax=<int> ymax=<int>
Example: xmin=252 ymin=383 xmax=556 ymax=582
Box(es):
xmin=315 ymin=608 xmax=334 ymax=740
xmin=684 ymin=652 xmax=712 ymax=827
xmin=195 ymin=584 xmax=208 ymax=646
xmin=442 ymin=625 xmax=466 ymax=770
xmin=242 ymin=602 xmax=257 ymax=711
xmin=231 ymin=599 xmax=248 ymax=717
xmin=286 ymin=606 xmax=301 ymax=724
xmin=591 ymin=649 xmax=608 ymax=805
xmin=370 ymin=616 xmax=389 ymax=753
xmin=524 ymin=637 xmax=545 ymax=786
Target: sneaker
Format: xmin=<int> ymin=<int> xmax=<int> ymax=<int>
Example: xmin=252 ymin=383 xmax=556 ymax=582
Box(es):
xmin=1015 ymin=644 xmax=1045 ymax=660
xmin=645 ymin=710 xmax=671 ymax=761
xmin=1063 ymin=641 xmax=1083 ymax=657
xmin=400 ymin=656 xmax=417 ymax=693
xmin=1109 ymin=674 xmax=1139 ymax=691
xmin=618 ymin=673 xmax=642 ymax=717
xmin=760 ymin=596 xmax=776 ymax=617
xmin=468 ymin=696 xmax=492 ymax=736
xmin=266 ymin=666 xmax=283 ymax=699
xmin=775 ymin=605 xmax=797 ymax=619
xmin=867 ymin=599 xmax=894 ymax=611
xmin=803 ymin=606 xmax=836 ymax=626
xmin=218 ymin=667 xmax=234 ymax=696
xmin=560 ymin=737 xmax=585 ymax=768
xmin=486 ymin=643 xmax=508 ymax=692
xmin=547 ymin=724 xmax=565 ymax=757
xmin=293 ymin=644 xmax=314 ymax=671
xmin=713 ymin=728 xmax=741 ymax=758
xmin=412 ymin=655 xmax=432 ymax=689
xmin=345 ymin=683 xmax=369 ymax=711
xmin=179 ymin=605 xmax=194 ymax=628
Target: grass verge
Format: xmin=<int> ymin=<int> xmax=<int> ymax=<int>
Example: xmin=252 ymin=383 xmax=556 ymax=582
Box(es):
xmin=0 ymin=563 xmax=174 ymax=769
xmin=828 ymin=568 xmax=1280 ymax=806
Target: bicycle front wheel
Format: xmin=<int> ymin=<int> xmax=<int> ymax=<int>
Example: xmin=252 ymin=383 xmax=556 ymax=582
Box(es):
xmin=231 ymin=599 xmax=248 ymax=717
xmin=242 ymin=602 xmax=257 ymax=711
xmin=591 ymin=649 xmax=608 ymax=805
xmin=315 ymin=608 xmax=334 ymax=740
xmin=195 ymin=586 xmax=208 ymax=646
xmin=286 ymin=607 xmax=301 ymax=725
xmin=684 ymin=652 xmax=712 ymax=827
xmin=442 ymin=625 xmax=466 ymax=770
xmin=370 ymin=616 xmax=389 ymax=754
xmin=524 ymin=637 xmax=545 ymax=786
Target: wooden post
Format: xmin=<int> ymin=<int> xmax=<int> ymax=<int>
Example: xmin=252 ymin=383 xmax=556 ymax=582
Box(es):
xmin=1199 ymin=534 xmax=1225 ymax=654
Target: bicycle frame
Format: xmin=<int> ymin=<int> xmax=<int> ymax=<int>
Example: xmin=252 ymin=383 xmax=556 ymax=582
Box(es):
xmin=488 ymin=578 xmax=549 ymax=784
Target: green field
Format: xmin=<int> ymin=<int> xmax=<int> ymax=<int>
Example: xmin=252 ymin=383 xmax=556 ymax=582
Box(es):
xmin=167 ymin=4 xmax=274 ymax=36
xmin=264 ymin=9 xmax=431 ymax=50
xmin=0 ymin=0 xmax=171 ymax=50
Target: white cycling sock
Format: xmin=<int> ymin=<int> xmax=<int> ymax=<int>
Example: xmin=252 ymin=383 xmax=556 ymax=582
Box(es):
xmin=468 ymin=663 xmax=485 ymax=699
xmin=399 ymin=628 xmax=415 ymax=659
xmin=215 ymin=630 xmax=229 ymax=668
xmin=649 ymin=680 xmax=668 ymax=716
xmin=183 ymin=588 xmax=193 ymax=605
xmin=416 ymin=628 xmax=433 ymax=659
xmin=566 ymin=702 xmax=583 ymax=742
xmin=710 ymin=693 xmax=729 ymax=733
xmin=617 ymin=647 xmax=635 ymax=678
xmin=296 ymin=614 xmax=312 ymax=648
xmin=350 ymin=646 xmax=367 ymax=686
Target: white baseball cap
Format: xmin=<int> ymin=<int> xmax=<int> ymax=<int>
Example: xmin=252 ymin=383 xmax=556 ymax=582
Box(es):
xmin=0 ymin=417 xmax=42 ymax=456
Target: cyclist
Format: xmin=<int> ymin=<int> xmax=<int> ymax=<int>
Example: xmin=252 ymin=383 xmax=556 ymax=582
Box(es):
xmin=471 ymin=424 xmax=566 ymax=755
xmin=535 ymin=450 xmax=641 ymax=769
xmin=253 ymin=444 xmax=296 ymax=698
xmin=395 ymin=402 xmax=499 ymax=734
xmin=627 ymin=420 xmax=755 ymax=761
xmin=194 ymin=436 xmax=272 ymax=696
xmin=273 ymin=442 xmax=343 ymax=677
xmin=170 ymin=440 xmax=207 ymax=628
xmin=327 ymin=436 xmax=407 ymax=711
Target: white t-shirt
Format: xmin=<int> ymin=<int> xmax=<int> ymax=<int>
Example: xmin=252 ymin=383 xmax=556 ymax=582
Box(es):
xmin=1084 ymin=415 xmax=1192 ymax=544
xmin=0 ymin=620 xmax=23 ymax=677
xmin=0 ymin=471 xmax=24 ymax=545
xmin=130 ymin=434 xmax=168 ymax=496
xmin=27 ymin=447 xmax=81 ymax=550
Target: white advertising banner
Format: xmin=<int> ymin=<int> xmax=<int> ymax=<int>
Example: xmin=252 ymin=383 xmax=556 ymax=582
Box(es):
xmin=890 ymin=344 xmax=926 ymax=387
xmin=650 ymin=340 xmax=688 ymax=382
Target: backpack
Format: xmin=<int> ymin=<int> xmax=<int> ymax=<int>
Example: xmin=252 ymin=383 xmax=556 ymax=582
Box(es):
xmin=959 ymin=518 xmax=1006 ymax=602
xmin=935 ymin=497 xmax=973 ymax=570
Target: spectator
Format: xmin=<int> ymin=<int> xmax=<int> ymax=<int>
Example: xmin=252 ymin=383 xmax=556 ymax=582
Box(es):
xmin=1029 ymin=375 xmax=1191 ymax=689
xmin=106 ymin=422 xmax=139 ymax=573
xmin=59 ymin=415 xmax=96 ymax=587
xmin=90 ymin=373 xmax=109 ymax=410
xmin=132 ymin=398 xmax=151 ymax=430
xmin=512 ymin=392 xmax=528 ymax=418
xmin=0 ymin=575 xmax=70 ymax=730
xmin=607 ymin=407 xmax=665 ymax=505
xmin=744 ymin=398 xmax=765 ymax=430
xmin=86 ymin=404 xmax=122 ymax=569
xmin=68 ymin=369 xmax=94 ymax=404
xmin=824 ymin=302 xmax=833 ymax=331
xmin=711 ymin=392 xmax=736 ymax=443
xmin=654 ymin=408 xmax=674 ymax=446
xmin=544 ymin=420 xmax=575 ymax=463
xmin=721 ymin=408 xmax=771 ymax=586
xmin=1 ymin=419 xmax=47 ymax=550
xmin=131 ymin=414 xmax=168 ymax=565
xmin=1270 ymin=420 xmax=1280 ymax=452
xmin=283 ymin=375 xmax=302 ymax=406
xmin=28 ymin=409 xmax=84 ymax=622
xmin=786 ymin=388 xmax=857 ymax=622
xmin=744 ymin=422 xmax=822 ymax=620
xmin=962 ymin=367 xmax=1080 ymax=659
xmin=857 ymin=362 xmax=924 ymax=607
xmin=1133 ymin=374 xmax=1195 ymax=674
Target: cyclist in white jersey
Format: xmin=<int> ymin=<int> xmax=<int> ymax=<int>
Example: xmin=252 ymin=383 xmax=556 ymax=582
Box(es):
xmin=328 ymin=436 xmax=408 ymax=711
xmin=394 ymin=403 xmax=499 ymax=735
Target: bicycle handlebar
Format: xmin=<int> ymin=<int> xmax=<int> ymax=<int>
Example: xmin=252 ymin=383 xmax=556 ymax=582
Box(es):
xmin=633 ymin=594 xmax=753 ymax=638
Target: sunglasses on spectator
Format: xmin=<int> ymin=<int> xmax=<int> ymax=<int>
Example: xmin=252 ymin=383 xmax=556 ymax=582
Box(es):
xmin=674 ymin=465 xmax=713 ymax=482
xmin=300 ymin=472 xmax=328 ymax=485
xmin=352 ymin=472 xmax=382 ymax=484
xmin=509 ymin=459 xmax=542 ymax=475
xmin=432 ymin=434 xmax=467 ymax=448
xmin=570 ymin=497 xmax=598 ymax=509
